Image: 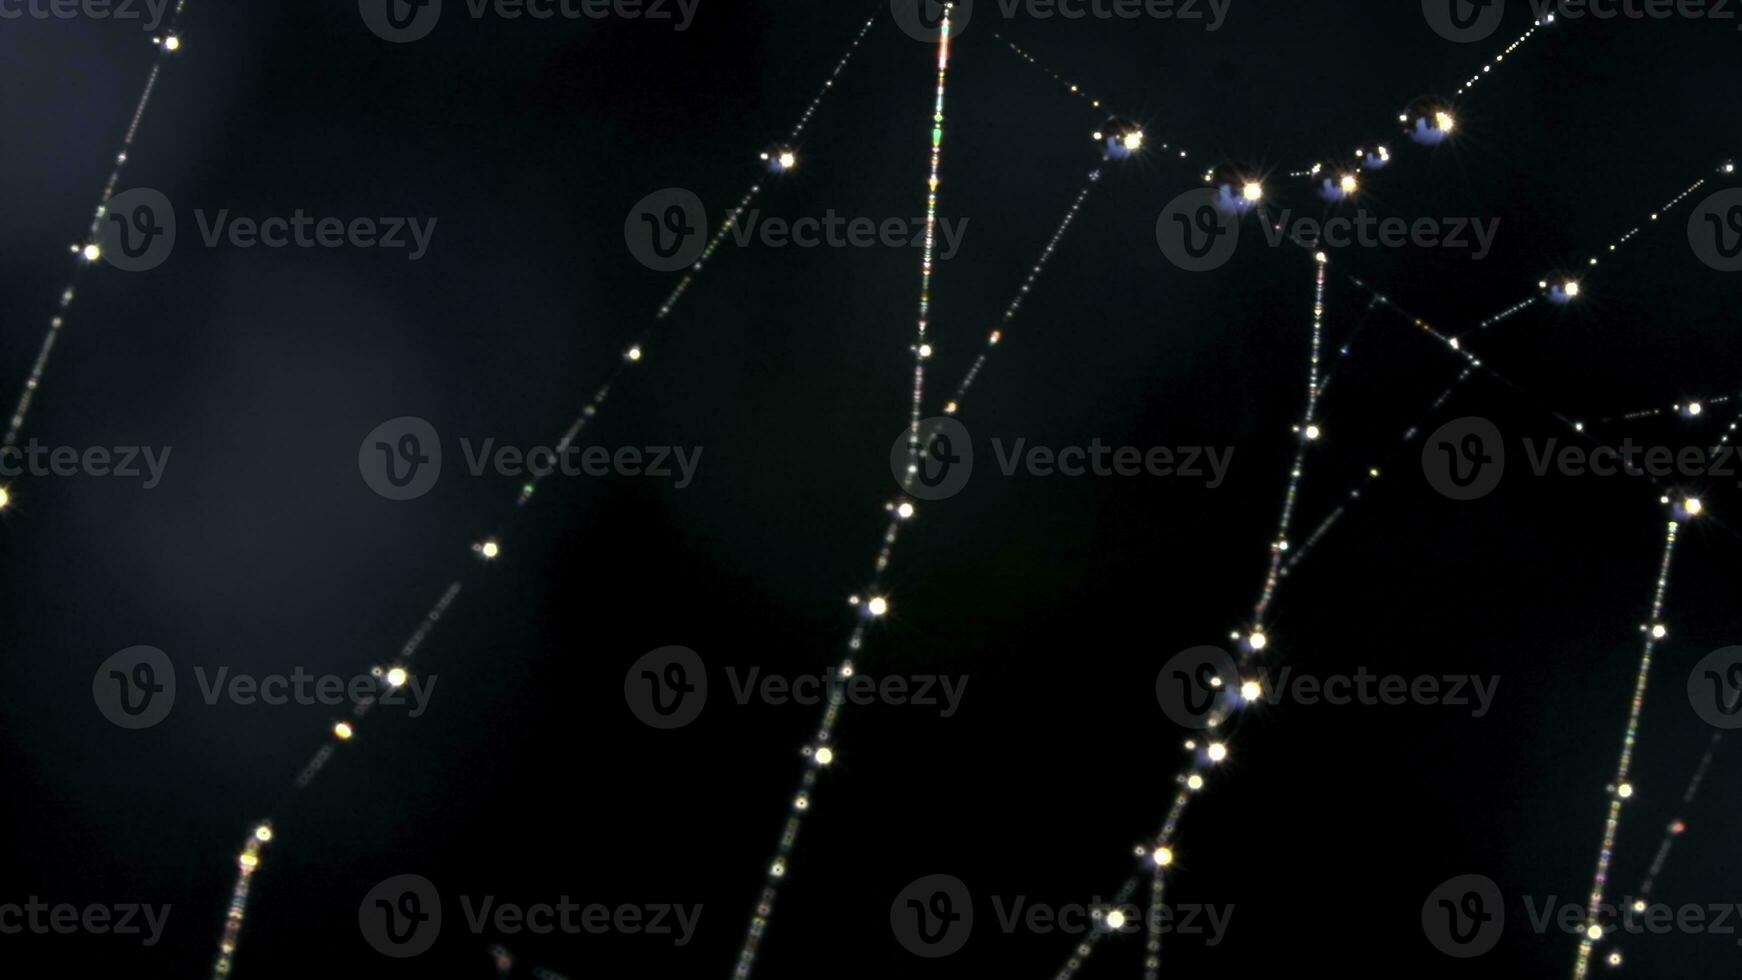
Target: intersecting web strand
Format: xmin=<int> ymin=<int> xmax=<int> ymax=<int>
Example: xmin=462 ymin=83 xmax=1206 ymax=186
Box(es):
xmin=918 ymin=29 xmax=1604 ymax=975
xmin=990 ymin=5 xmax=1538 ymax=536
xmin=1115 ymin=251 xmax=1333 ymax=979
xmin=1038 ymin=149 xmax=1736 ymax=980
xmin=1312 ymin=294 xmax=1380 ymax=404
xmin=1120 ymin=252 xmax=1332 ymax=980
xmin=1278 ymin=152 xmax=1737 ymax=574
xmin=201 ymin=9 xmax=884 ymax=977
xmin=726 ymin=153 xmax=1109 ymax=979
xmin=725 ymin=0 xmax=956 ymax=936
xmin=1142 ymin=168 xmax=1700 ymax=980
xmin=513 ymin=17 xmax=1725 ymax=980
xmin=1052 ymin=264 xmax=1379 ymax=974
xmin=1273 ymin=292 xmax=1474 ymax=577
xmin=1279 ymin=365 xmax=1473 ymax=576
xmin=1034 ymin=246 xmax=1345 ymax=980
xmin=1347 ymin=232 xmax=1742 ymax=523
xmin=1024 ymin=21 xmax=1579 ymax=978
xmin=1339 ymin=279 xmax=1735 ymax=523
xmin=1256 ymin=264 xmax=1740 ymax=980
xmin=1279 ymin=282 xmax=1599 ymax=576
xmin=1047 ymin=393 xmax=1693 ymax=980
xmin=725 ymin=13 xmax=1118 ymax=978
xmin=1 ymin=0 xmax=192 ymax=469
xmin=114 ymin=8 xmax=1719 ymax=977
xmin=1249 ymin=252 xmax=1327 ymax=621
xmin=1049 ymin=348 xmax=1701 ymax=980
xmin=1352 ymin=285 xmax=1739 ymax=980
xmin=725 ymin=5 xmax=960 ymax=957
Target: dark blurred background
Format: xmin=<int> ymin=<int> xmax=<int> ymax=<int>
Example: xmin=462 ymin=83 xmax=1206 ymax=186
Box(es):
xmin=2 ymin=0 xmax=1741 ymax=976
